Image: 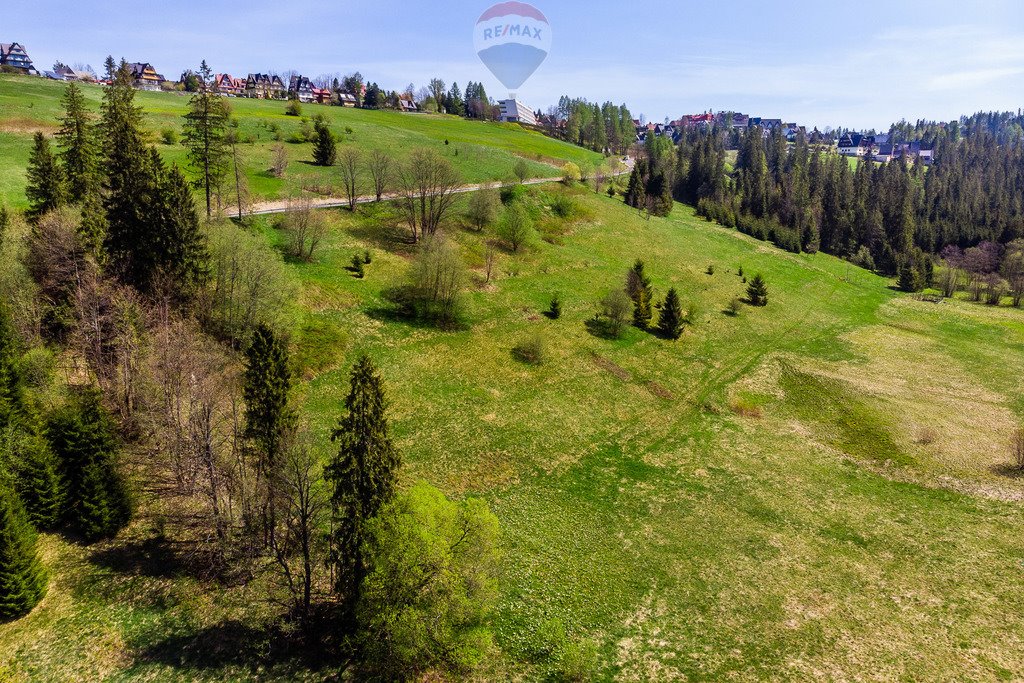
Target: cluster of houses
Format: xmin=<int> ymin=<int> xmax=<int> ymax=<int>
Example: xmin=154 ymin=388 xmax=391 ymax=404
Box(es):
xmin=636 ymin=112 xmax=805 ymax=144
xmin=1 ymin=40 xmax=420 ymax=111
xmin=837 ymin=133 xmax=934 ymax=164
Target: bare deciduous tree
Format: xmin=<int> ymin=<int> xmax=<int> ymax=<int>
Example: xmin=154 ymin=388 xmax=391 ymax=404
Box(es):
xmin=337 ymin=147 xmax=361 ymax=211
xmin=281 ymin=196 xmax=327 ymax=262
xmin=271 ymin=142 xmax=288 ymax=179
xmin=367 ymin=149 xmax=393 ymax=202
xmin=396 ymin=148 xmax=462 ymax=242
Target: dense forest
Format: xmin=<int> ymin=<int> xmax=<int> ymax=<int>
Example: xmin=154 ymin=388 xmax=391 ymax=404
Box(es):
xmin=617 ymin=113 xmax=1024 ymax=301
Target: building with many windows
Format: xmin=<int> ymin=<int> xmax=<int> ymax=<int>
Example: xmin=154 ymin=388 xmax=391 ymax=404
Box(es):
xmin=499 ymin=98 xmax=537 ymax=126
xmin=0 ymin=42 xmax=38 ymax=75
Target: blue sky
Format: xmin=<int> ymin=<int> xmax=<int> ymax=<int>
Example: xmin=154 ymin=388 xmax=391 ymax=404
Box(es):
xmin=9 ymin=0 xmax=1024 ymax=129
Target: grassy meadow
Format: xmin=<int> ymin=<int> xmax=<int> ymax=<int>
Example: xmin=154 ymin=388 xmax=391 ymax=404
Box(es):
xmin=1 ymin=75 xmax=1024 ymax=681
xmin=0 ymin=74 xmax=602 ymax=209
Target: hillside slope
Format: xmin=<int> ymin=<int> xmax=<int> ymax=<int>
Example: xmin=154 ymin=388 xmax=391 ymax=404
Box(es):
xmin=2 ymin=178 xmax=1023 ymax=680
xmin=0 ymin=75 xmax=602 ymax=209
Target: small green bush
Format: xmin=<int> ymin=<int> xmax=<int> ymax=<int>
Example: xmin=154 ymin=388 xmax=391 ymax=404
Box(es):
xmin=512 ymin=333 xmax=547 ymax=365
xmin=547 ymin=294 xmax=562 ymax=320
xmin=557 ymin=638 xmax=600 ymax=682
xmin=160 ymin=128 xmax=178 ymax=145
xmin=351 ymin=254 xmax=365 ymax=278
xmin=285 ymin=100 xmax=302 ymax=117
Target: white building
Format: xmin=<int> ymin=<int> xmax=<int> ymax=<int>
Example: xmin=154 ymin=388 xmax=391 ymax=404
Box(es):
xmin=499 ymin=98 xmax=537 ymax=126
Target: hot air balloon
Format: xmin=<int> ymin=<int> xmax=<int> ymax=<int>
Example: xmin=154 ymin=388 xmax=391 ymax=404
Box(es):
xmin=473 ymin=2 xmax=551 ymax=95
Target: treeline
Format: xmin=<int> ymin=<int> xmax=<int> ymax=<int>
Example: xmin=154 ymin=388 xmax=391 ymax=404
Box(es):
xmin=2 ymin=61 xmax=505 ymax=679
xmin=543 ymin=96 xmax=635 ymax=154
xmin=668 ymin=121 xmax=1024 ymax=292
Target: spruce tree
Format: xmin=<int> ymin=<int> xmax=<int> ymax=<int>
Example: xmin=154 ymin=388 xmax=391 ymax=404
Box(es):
xmin=626 ymin=259 xmax=653 ymax=328
xmin=25 ymin=133 xmax=67 ymax=222
xmin=312 ymin=118 xmax=336 ymax=167
xmin=56 ymin=82 xmax=99 ymax=201
xmin=657 ymin=287 xmax=684 ymax=340
xmin=45 ymin=387 xmax=130 ymax=541
xmin=326 ymin=354 xmax=400 ymax=627
xmin=0 ymin=483 xmax=48 ymax=620
xmin=154 ymin=163 xmax=209 ymax=300
xmin=79 ymin=184 xmax=107 ymax=260
xmin=633 ymin=287 xmax=652 ymax=329
xmin=1 ymin=432 xmax=64 ymax=530
xmin=182 ymin=60 xmax=230 ymax=218
xmin=746 ymin=274 xmax=769 ymax=306
xmin=242 ymin=324 xmax=296 ymax=478
xmin=101 ymin=60 xmax=151 ymax=288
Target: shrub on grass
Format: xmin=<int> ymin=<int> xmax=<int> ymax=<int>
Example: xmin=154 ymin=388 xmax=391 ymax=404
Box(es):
xmin=285 ymin=100 xmax=302 ymax=117
xmin=466 ymin=186 xmax=499 ymax=232
xmin=596 ymin=289 xmax=632 ymax=339
xmin=550 ymin=194 xmax=580 ymax=220
xmin=1013 ymin=427 xmax=1024 ymax=471
xmin=706 ymin=264 xmax=716 ymax=276
xmin=352 ymin=254 xmax=365 ymax=278
xmin=160 ymin=128 xmax=178 ymax=145
xmin=500 ymin=184 xmax=526 ymax=205
xmin=726 ymin=297 xmax=742 ymax=316
xmin=561 ymin=162 xmax=581 ymax=185
xmin=363 ymin=250 xmax=372 ymax=264
xmin=556 ymin=638 xmax=600 ymax=682
xmin=497 ymin=203 xmax=535 ymax=253
xmin=512 ymin=334 xmax=547 ymax=365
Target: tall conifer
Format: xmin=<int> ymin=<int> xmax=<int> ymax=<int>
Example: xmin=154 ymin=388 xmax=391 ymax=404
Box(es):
xmin=0 ymin=483 xmax=48 ymax=620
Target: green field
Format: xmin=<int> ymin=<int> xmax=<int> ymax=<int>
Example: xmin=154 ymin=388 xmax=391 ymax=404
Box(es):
xmin=2 ymin=76 xmax=1024 ymax=681
xmin=0 ymin=74 xmax=602 ymax=209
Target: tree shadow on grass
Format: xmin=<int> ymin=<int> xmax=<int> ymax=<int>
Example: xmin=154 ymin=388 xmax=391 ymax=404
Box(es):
xmin=989 ymin=463 xmax=1024 ymax=479
xmin=133 ymin=608 xmax=348 ymax=674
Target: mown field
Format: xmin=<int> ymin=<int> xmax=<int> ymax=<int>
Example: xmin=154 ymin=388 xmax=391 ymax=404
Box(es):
xmin=0 ymin=74 xmax=602 ymax=209
xmin=2 ymin=75 xmax=1024 ymax=681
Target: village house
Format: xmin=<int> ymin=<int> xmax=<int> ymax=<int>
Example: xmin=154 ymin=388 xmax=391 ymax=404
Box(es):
xmin=288 ymin=75 xmax=316 ymax=103
xmin=213 ymin=73 xmax=245 ymax=96
xmin=312 ymin=86 xmax=331 ymax=105
xmin=336 ymin=92 xmax=358 ymax=107
xmin=54 ymin=64 xmax=94 ymax=82
xmin=128 ymin=62 xmax=164 ymax=91
xmin=246 ymin=73 xmax=285 ymax=99
xmin=398 ymin=96 xmax=418 ymax=112
xmin=838 ymin=133 xmax=875 ymax=157
xmin=0 ymin=42 xmax=38 ymax=75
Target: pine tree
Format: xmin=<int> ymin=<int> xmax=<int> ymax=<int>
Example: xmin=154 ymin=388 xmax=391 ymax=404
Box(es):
xmin=154 ymin=162 xmax=209 ymax=300
xmin=55 ymin=82 xmax=99 ymax=201
xmin=326 ymin=354 xmax=401 ymax=627
xmin=45 ymin=387 xmax=131 ymax=541
xmin=1 ymin=432 xmax=64 ymax=530
xmin=25 ymin=133 xmax=67 ymax=222
xmin=242 ymin=324 xmax=296 ymax=478
xmin=746 ymin=274 xmax=769 ymax=306
xmin=633 ymin=287 xmax=652 ymax=329
xmin=0 ymin=484 xmax=48 ymax=620
xmin=657 ymin=287 xmax=684 ymax=340
xmin=182 ymin=60 xmax=230 ymax=218
xmin=102 ymin=60 xmax=152 ymax=287
xmin=79 ymin=184 xmax=107 ymax=260
xmin=102 ymin=55 xmax=116 ymax=81
xmin=312 ymin=118 xmax=336 ymax=167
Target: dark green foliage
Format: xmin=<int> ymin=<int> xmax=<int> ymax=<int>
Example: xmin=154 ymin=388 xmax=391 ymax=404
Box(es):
xmin=101 ymin=61 xmax=153 ymax=289
xmin=327 ymin=355 xmax=401 ymax=627
xmin=351 ymin=254 xmax=365 ymax=278
xmin=285 ymin=100 xmax=302 ymax=117
xmin=547 ymin=294 xmax=562 ymax=320
xmin=312 ymin=118 xmax=336 ymax=167
xmin=25 ymin=132 xmax=67 ymax=221
xmin=154 ymin=162 xmax=210 ymax=300
xmin=45 ymin=387 xmax=131 ymax=541
xmin=0 ymin=305 xmax=25 ymax=431
xmin=897 ymin=263 xmax=924 ymax=293
xmin=363 ymin=250 xmax=372 ymax=264
xmin=626 ymin=259 xmax=653 ymax=328
xmin=512 ymin=334 xmax=547 ymax=365
xmin=0 ymin=483 xmax=48 ymax=620
xmin=55 ymin=82 xmax=99 ymax=201
xmin=657 ymin=288 xmax=684 ymax=340
xmin=1 ymin=432 xmax=64 ymax=530
xmin=746 ymin=274 xmax=769 ymax=307
xmin=78 ymin=184 xmax=107 ymax=259
xmin=242 ymin=324 xmax=296 ymax=477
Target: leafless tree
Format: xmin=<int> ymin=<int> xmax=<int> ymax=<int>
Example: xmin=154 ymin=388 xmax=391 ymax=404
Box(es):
xmin=484 ymin=241 xmax=497 ymax=284
xmin=337 ymin=147 xmax=362 ymax=211
xmin=271 ymin=143 xmax=288 ymax=178
xmin=268 ymin=433 xmax=328 ymax=622
xmin=281 ymin=196 xmax=327 ymax=261
xmin=229 ymin=136 xmax=251 ymax=221
xmin=396 ymin=148 xmax=462 ymax=242
xmin=1014 ymin=428 xmax=1024 ymax=470
xmin=366 ymin=149 xmax=393 ymax=201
